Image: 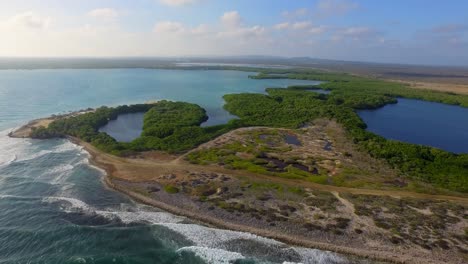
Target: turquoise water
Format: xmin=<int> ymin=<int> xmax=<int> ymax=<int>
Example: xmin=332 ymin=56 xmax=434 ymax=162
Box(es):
xmin=0 ymin=69 xmax=321 ymax=130
xmin=0 ymin=69 xmax=356 ymax=264
xmin=358 ymin=98 xmax=468 ymax=153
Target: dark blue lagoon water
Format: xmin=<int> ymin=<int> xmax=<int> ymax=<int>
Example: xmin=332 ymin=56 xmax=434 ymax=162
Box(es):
xmin=0 ymin=69 xmax=357 ymax=264
xmin=99 ymin=113 xmax=145 ymax=142
xmin=358 ymin=98 xmax=468 ymax=153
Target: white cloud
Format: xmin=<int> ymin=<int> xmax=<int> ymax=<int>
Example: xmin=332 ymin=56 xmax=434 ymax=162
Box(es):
xmin=274 ymin=22 xmax=290 ymax=30
xmin=274 ymin=21 xmax=328 ymax=36
xmin=218 ymin=25 xmax=265 ymax=40
xmin=221 ymin=11 xmax=242 ymax=29
xmin=88 ymin=8 xmax=119 ymax=19
xmin=153 ymin=21 xmax=185 ymax=34
xmin=309 ymin=25 xmax=327 ymax=34
xmin=191 ymin=24 xmax=210 ymax=35
xmin=217 ymin=11 xmax=266 ymax=41
xmin=292 ymin=21 xmax=312 ymax=30
xmin=159 ymin=0 xmax=198 ymax=7
xmin=5 ymin=11 xmax=51 ymax=30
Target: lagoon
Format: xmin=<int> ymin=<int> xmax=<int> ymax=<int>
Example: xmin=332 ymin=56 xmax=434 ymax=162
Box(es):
xmin=358 ymin=98 xmax=468 ymax=153
xmin=99 ymin=112 xmax=145 ymax=142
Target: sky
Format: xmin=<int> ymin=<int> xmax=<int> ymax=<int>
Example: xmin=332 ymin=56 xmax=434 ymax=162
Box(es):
xmin=0 ymin=0 xmax=467 ymax=66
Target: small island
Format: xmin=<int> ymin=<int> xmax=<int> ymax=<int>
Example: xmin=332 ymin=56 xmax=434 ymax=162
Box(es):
xmin=10 ymin=68 xmax=468 ymax=264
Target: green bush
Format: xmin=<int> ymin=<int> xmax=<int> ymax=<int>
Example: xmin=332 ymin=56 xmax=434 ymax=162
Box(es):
xmin=164 ymin=185 xmax=180 ymax=194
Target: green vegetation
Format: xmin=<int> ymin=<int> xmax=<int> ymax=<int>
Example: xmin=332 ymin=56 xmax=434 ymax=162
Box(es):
xmin=227 ymin=71 xmax=468 ymax=192
xmin=186 ymin=132 xmax=330 ymax=182
xmin=31 ymin=68 xmax=468 ymax=192
xmin=164 ymin=185 xmax=180 ymax=194
xmin=31 ymin=103 xmax=154 ymax=154
xmin=31 ymin=100 xmax=236 ymax=154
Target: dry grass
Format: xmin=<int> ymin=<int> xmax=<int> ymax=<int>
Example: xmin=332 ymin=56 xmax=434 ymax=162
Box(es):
xmin=392 ymin=79 xmax=468 ymax=95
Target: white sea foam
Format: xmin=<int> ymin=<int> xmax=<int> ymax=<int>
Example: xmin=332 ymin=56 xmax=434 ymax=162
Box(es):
xmin=13 ymin=140 xmax=80 ymax=163
xmin=160 ymin=223 xmax=283 ymax=248
xmin=293 ymin=247 xmax=347 ymax=264
xmin=177 ymin=246 xmax=245 ymax=264
xmin=96 ymin=209 xmax=185 ymax=224
xmin=0 ymin=194 xmax=18 ymax=199
xmin=44 ymin=196 xmax=185 ymax=224
xmin=53 ymin=141 xmax=80 ymax=153
xmin=43 ymin=196 xmax=92 ymax=212
xmin=44 ymin=196 xmax=349 ymax=264
xmin=0 ymin=131 xmax=29 ymax=166
xmin=0 ymin=194 xmax=44 ymax=200
xmin=47 ymin=164 xmax=75 ymax=175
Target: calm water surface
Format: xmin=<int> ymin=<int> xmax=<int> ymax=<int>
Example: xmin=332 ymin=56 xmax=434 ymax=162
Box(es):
xmin=99 ymin=113 xmax=145 ymax=142
xmin=0 ymin=69 xmax=360 ymax=264
xmin=358 ymin=98 xmax=468 ymax=153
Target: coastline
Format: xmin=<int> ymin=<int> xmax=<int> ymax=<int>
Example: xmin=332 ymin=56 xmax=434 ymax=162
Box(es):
xmin=8 ymin=109 xmax=95 ymax=139
xmin=79 ymin=138 xmax=391 ymax=263
xmin=69 ymin=136 xmax=466 ymax=264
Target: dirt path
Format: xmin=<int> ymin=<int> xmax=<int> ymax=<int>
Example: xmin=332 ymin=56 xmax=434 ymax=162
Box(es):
xmin=76 ymin=137 xmax=468 ymax=205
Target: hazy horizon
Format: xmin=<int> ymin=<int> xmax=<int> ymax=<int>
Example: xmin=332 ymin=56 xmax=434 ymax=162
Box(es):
xmin=0 ymin=0 xmax=467 ymax=66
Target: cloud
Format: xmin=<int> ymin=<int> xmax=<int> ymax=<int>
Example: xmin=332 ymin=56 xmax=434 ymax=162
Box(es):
xmin=221 ymin=11 xmax=242 ymax=29
xmin=88 ymin=8 xmax=119 ymax=19
xmin=432 ymin=24 xmax=468 ymax=34
xmin=282 ymin=8 xmax=309 ymax=19
xmin=191 ymin=24 xmax=210 ymax=35
xmin=292 ymin=21 xmax=312 ymax=30
xmin=159 ymin=0 xmax=198 ymax=7
xmin=415 ymin=24 xmax=468 ymax=48
xmin=153 ymin=21 xmax=185 ymax=34
xmin=309 ymin=25 xmax=328 ymax=34
xmin=331 ymin=26 xmax=380 ymax=42
xmin=153 ymin=21 xmax=210 ymax=36
xmin=5 ymin=11 xmax=51 ymax=29
xmin=316 ymin=0 xmax=358 ymax=17
xmin=274 ymin=22 xmax=290 ymax=30
xmin=342 ymin=27 xmax=374 ymax=36
xmin=218 ymin=25 xmax=265 ymax=40
xmin=217 ymin=11 xmax=266 ymax=41
xmin=274 ymin=21 xmax=328 ymax=35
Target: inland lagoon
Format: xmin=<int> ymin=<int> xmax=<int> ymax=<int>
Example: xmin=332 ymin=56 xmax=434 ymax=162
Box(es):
xmin=358 ymin=98 xmax=468 ymax=153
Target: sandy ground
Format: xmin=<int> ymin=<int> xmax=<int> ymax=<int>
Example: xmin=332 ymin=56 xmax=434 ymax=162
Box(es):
xmin=392 ymin=79 xmax=468 ymax=95
xmin=9 ymin=118 xmax=54 ymax=138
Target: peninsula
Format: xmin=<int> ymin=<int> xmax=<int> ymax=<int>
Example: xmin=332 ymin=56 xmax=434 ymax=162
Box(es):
xmin=10 ymin=68 xmax=468 ymax=264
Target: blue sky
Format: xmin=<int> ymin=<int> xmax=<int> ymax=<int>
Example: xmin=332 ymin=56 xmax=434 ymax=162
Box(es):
xmin=0 ymin=0 xmax=467 ymax=65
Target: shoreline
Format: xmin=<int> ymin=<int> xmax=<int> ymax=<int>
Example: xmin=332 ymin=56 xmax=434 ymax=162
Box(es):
xmin=71 ymin=136 xmax=461 ymax=264
xmin=7 ymin=116 xmax=467 ymax=264
xmin=8 ymin=109 xmax=95 ymax=139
